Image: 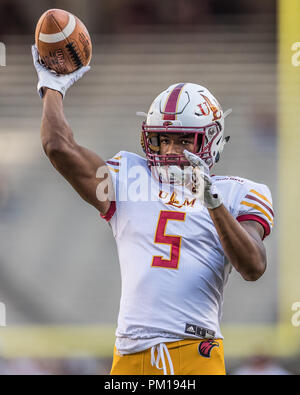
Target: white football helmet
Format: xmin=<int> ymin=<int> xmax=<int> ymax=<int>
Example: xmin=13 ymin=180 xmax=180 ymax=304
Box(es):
xmin=140 ymin=83 xmax=231 ymax=171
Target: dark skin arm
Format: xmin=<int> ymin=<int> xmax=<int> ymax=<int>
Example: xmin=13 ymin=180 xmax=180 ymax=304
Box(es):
xmin=41 ymin=89 xmax=112 ymax=215
xmin=160 ymin=137 xmax=267 ymax=282
xmin=208 ymin=205 xmax=267 ymax=281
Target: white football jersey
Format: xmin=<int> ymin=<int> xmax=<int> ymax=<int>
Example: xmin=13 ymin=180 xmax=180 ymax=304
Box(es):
xmin=101 ymin=151 xmax=274 ymax=354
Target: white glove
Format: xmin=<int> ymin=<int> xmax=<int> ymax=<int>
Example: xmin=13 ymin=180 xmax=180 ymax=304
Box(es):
xmin=31 ymin=45 xmax=90 ymax=99
xmin=183 ymin=150 xmax=223 ymax=210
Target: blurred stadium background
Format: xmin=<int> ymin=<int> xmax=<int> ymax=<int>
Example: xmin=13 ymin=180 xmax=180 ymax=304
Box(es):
xmin=0 ymin=0 xmax=299 ymax=375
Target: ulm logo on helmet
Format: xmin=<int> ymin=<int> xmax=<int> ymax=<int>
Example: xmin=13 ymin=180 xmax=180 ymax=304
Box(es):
xmin=197 ymin=94 xmax=222 ymax=121
xmin=198 ymin=340 xmax=219 ymax=358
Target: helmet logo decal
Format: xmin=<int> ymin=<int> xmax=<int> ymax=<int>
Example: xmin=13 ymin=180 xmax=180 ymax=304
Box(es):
xmin=199 ymin=94 xmax=222 ymax=121
xmin=197 ymin=102 xmax=210 ymax=116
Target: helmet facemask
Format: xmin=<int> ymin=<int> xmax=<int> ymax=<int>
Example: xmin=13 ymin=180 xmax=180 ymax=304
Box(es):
xmin=141 ymin=122 xmax=222 ymax=185
xmin=139 ymin=83 xmax=231 ymax=185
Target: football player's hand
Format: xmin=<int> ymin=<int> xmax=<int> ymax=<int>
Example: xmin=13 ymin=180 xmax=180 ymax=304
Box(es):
xmin=31 ymin=45 xmax=90 ymax=99
xmin=183 ymin=150 xmax=222 ymax=209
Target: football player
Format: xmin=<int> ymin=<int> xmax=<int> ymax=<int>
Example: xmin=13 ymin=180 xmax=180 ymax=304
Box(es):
xmin=32 ymin=46 xmax=273 ymax=375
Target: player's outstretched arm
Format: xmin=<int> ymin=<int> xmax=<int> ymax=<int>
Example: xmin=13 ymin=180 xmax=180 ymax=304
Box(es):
xmin=32 ymin=45 xmax=112 ymax=215
xmin=41 ymin=89 xmax=112 ymax=215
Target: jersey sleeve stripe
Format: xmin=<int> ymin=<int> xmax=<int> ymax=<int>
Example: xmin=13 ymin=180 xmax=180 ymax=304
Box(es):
xmin=240 ymin=201 xmax=274 ymax=225
xmin=237 ymin=214 xmax=270 ymax=239
xmin=244 ymin=194 xmax=274 ymax=216
xmin=106 ymin=160 xmax=120 ymax=167
xmin=100 ymin=201 xmax=116 ymax=222
xmin=107 ymin=165 xmax=119 ymax=173
xmin=249 ymin=189 xmax=272 ymax=207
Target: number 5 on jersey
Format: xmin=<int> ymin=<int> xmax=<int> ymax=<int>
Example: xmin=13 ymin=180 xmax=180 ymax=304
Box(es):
xmin=152 ymin=210 xmax=186 ymax=269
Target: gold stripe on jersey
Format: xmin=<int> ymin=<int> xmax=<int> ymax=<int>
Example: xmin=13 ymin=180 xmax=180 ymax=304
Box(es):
xmin=240 ymin=201 xmax=274 ymax=225
xmin=107 ymin=165 xmax=119 ymax=173
xmin=249 ymin=189 xmax=273 ymax=207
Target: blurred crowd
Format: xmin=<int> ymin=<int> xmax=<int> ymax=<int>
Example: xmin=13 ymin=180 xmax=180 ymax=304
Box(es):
xmin=0 ymin=0 xmax=275 ymax=36
xmin=229 ymin=355 xmax=293 ymax=375
xmin=0 ymin=0 xmax=295 ymax=377
xmin=0 ymin=356 xmax=112 ymax=375
xmin=0 ymin=355 xmax=296 ymax=375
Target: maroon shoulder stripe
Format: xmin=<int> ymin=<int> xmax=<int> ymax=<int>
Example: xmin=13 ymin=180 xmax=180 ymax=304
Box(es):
xmin=245 ymin=194 xmax=274 ymax=217
xmin=106 ymin=160 xmax=120 ymax=166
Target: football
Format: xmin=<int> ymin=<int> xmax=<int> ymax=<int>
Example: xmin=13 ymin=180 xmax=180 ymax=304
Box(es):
xmin=35 ymin=9 xmax=92 ymax=74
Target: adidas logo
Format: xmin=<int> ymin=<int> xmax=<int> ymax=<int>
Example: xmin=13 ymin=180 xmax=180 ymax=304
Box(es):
xmin=184 ymin=323 xmax=215 ymax=339
xmin=186 ymin=325 xmax=196 ymax=333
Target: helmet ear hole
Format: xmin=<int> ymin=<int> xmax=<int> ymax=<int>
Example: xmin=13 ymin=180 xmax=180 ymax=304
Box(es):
xmin=215 ymin=152 xmax=220 ymax=163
